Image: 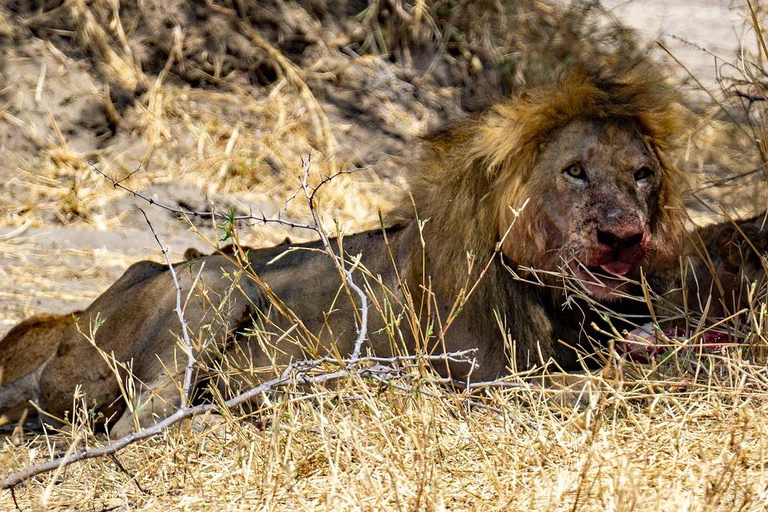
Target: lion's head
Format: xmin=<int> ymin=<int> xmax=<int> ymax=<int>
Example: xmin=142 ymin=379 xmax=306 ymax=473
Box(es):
xmin=495 ymin=116 xmax=679 ymax=300
xmin=403 ymin=59 xmax=686 ymax=302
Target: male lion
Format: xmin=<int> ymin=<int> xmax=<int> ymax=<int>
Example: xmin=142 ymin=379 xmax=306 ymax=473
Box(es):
xmin=0 ymin=61 xmax=688 ymax=437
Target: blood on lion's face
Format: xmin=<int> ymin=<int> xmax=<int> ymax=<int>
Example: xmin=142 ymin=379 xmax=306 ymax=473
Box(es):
xmin=505 ymin=119 xmax=664 ymax=301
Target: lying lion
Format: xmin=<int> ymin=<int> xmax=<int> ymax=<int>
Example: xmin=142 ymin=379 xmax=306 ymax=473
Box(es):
xmin=0 ymin=60 xmax=756 ymax=437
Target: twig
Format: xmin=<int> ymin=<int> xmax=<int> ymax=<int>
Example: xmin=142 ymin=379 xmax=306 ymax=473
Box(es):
xmin=657 ymin=41 xmax=753 ymax=140
xmin=692 ymin=163 xmax=767 ymax=192
xmin=361 ymin=349 xmax=478 ymax=365
xmin=114 ymin=165 xmax=144 ymax=186
xmin=297 ymin=154 xmax=370 ymax=360
xmin=138 ymin=208 xmax=195 ymax=408
xmin=93 ymin=163 xmax=373 ymax=233
xmin=10 ymin=486 xmax=18 ymax=510
xmin=108 ymin=453 xmax=147 ymax=495
xmin=92 ymin=165 xmax=318 ymax=231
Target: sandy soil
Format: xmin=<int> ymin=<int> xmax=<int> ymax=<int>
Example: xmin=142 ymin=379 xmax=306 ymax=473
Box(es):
xmin=602 ymin=0 xmax=755 ymax=92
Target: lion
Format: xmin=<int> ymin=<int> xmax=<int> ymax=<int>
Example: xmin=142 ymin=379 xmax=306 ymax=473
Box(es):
xmin=683 ymin=213 xmax=768 ymax=319
xmin=0 ymin=60 xmax=689 ymax=437
xmin=617 ymin=214 xmax=768 ymax=362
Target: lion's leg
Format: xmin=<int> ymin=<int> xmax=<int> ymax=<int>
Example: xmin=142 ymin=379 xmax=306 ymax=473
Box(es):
xmin=0 ymin=313 xmax=79 ymax=427
xmin=0 ymin=359 xmax=50 ymax=427
xmin=106 ymin=270 xmax=267 ymax=438
xmin=109 ymin=371 xmax=182 ymax=438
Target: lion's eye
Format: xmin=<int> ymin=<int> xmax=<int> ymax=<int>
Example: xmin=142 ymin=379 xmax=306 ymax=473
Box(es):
xmin=634 ymin=166 xmax=653 ymax=181
xmin=564 ymin=164 xmax=586 ymax=180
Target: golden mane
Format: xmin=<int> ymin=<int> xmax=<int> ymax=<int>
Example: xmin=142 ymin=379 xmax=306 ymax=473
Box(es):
xmin=393 ymin=59 xmax=686 ymax=302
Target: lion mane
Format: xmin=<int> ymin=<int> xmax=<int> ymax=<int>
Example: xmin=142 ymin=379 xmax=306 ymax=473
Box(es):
xmin=396 ymin=59 xmax=686 ymax=308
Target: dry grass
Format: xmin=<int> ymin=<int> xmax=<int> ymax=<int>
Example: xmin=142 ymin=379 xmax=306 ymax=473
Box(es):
xmin=4 ymin=0 xmax=768 ymax=510
xmin=3 ymin=364 xmax=768 ymax=510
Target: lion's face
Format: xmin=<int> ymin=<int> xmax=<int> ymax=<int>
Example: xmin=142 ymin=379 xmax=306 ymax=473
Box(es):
xmin=504 ymin=119 xmax=667 ymax=300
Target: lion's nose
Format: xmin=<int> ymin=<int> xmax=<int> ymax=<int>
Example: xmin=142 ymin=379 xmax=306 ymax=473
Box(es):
xmin=596 ymin=227 xmax=644 ymax=251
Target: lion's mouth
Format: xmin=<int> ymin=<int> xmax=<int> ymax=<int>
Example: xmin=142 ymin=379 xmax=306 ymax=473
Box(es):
xmin=597 ymin=261 xmax=632 ymax=276
xmin=568 ymin=259 xmax=636 ymax=300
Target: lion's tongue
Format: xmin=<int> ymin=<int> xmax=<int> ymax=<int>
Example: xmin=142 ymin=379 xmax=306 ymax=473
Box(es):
xmin=599 ymin=261 xmax=631 ymax=276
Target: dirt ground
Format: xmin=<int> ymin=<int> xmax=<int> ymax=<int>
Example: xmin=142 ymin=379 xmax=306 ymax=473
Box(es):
xmin=602 ymin=0 xmax=756 ymax=92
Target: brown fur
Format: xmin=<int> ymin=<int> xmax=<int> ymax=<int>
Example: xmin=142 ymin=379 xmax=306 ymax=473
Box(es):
xmin=0 ymin=60 xmax=692 ymax=436
xmin=683 ymin=214 xmax=768 ymax=318
xmin=401 ymin=61 xmax=685 ymax=280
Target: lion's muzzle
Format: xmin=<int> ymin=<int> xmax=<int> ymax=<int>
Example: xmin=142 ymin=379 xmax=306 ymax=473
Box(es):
xmin=593 ymin=210 xmax=649 ymax=273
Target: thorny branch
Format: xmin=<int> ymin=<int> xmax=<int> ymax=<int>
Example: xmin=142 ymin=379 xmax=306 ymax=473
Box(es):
xmin=91 ymin=164 xmax=366 ymax=232
xmin=297 ymin=153 xmax=369 ymax=360
xmin=92 ymin=164 xmax=316 ymax=230
xmin=138 ymin=208 xmax=196 ymax=409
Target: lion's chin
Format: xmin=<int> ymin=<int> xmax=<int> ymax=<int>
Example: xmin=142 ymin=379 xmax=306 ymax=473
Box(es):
xmin=568 ymin=262 xmax=635 ymax=302
xmin=578 ymin=278 xmax=630 ymax=302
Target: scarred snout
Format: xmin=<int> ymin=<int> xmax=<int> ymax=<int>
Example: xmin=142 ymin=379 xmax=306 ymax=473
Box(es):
xmin=566 ymin=207 xmax=652 ymax=301
xmin=591 ymin=208 xmax=649 ymax=275
xmin=567 ymin=209 xmax=650 ymax=300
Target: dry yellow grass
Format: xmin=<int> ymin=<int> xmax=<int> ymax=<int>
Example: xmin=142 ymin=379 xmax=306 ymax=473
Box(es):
xmin=3 ymin=0 xmax=768 ymax=510
xmin=3 ymin=363 xmax=768 ymax=510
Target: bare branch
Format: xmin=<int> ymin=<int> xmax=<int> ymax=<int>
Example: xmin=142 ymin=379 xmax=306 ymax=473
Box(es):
xmin=113 ymin=165 xmax=144 ymax=186
xmin=297 ymin=154 xmax=369 ymax=360
xmin=91 ymin=164 xmax=368 ymax=232
xmin=138 ymin=208 xmax=196 ymax=408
